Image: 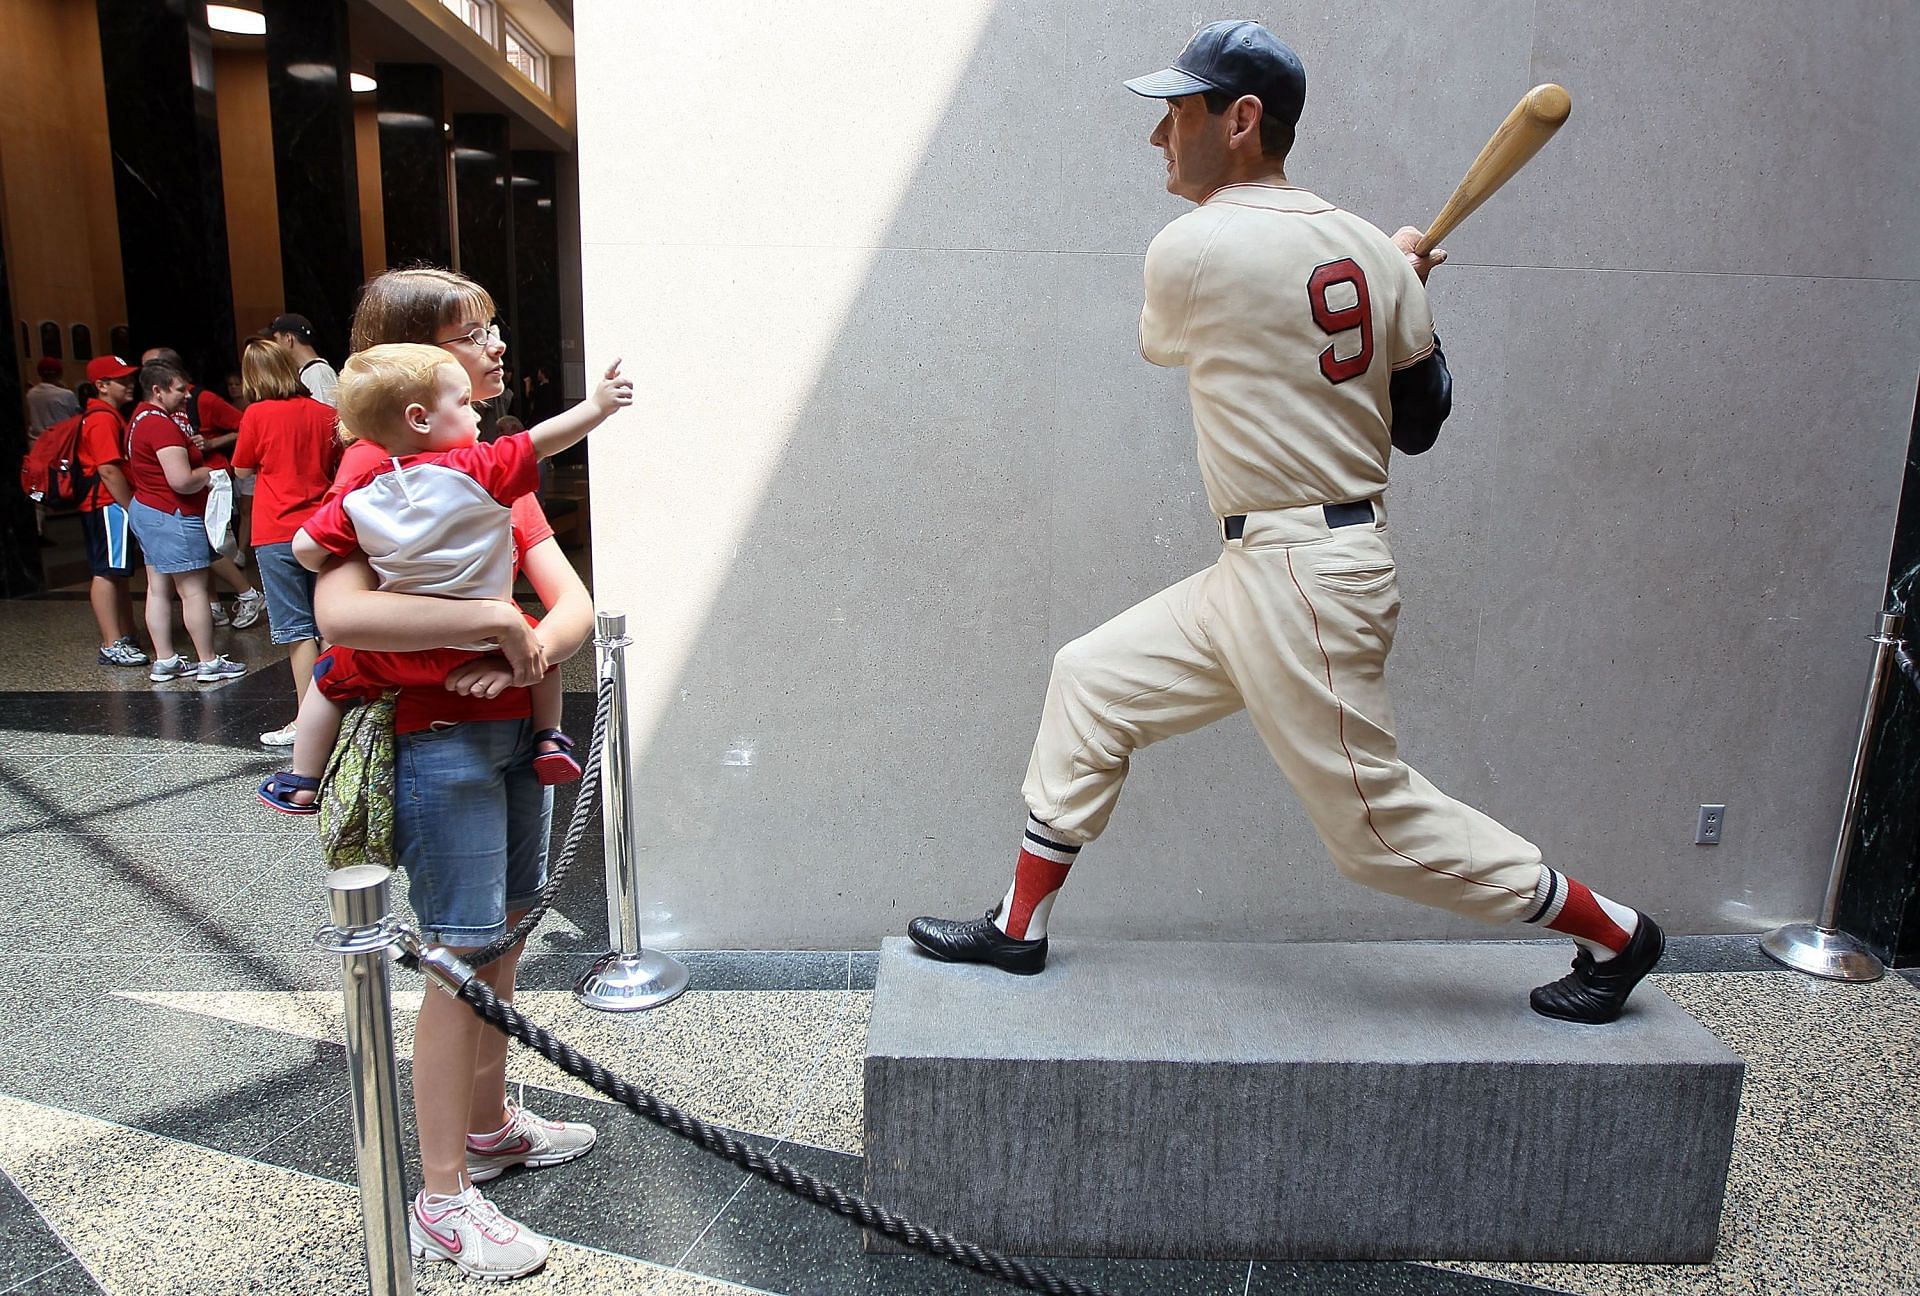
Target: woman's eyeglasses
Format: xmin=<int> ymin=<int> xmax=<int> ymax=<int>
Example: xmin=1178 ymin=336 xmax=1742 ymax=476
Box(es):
xmin=436 ymin=323 xmax=504 ymax=348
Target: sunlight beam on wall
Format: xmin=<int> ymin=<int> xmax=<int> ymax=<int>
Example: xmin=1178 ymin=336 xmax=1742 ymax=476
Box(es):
xmin=575 ymin=1 xmax=1002 ymax=757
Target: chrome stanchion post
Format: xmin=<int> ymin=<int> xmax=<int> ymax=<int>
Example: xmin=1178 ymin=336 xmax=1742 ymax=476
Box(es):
xmin=575 ymin=610 xmax=690 ymax=1011
xmin=1760 ymin=611 xmax=1899 ymax=982
xmin=317 ymin=866 xmax=415 ymax=1295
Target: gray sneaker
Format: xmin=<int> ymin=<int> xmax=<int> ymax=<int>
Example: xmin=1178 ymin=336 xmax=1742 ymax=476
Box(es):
xmin=99 ymin=641 xmax=147 ymax=668
xmin=230 ymin=589 xmax=266 ymax=629
xmin=148 ymin=655 xmax=192 ymax=682
xmin=195 ymin=655 xmax=247 ymax=682
xmin=209 ymin=600 xmax=231 ymax=627
xmin=113 ymin=635 xmax=150 ymax=664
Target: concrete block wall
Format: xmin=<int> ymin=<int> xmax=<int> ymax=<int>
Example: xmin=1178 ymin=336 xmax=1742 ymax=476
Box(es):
xmin=575 ymin=0 xmax=1920 ymax=948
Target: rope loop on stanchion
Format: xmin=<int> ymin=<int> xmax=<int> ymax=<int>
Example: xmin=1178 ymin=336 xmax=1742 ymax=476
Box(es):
xmin=410 ymin=947 xmax=1107 ymax=1296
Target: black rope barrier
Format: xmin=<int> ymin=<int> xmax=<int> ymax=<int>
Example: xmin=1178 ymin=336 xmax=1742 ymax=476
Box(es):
xmin=465 ymin=672 xmax=615 ymax=970
xmin=447 ymin=973 xmax=1110 ymax=1296
xmin=396 ymin=660 xmax=1106 ymax=1292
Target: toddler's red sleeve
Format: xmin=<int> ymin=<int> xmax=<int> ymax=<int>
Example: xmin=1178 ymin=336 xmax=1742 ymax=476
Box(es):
xmin=300 ymin=494 xmax=362 ymax=557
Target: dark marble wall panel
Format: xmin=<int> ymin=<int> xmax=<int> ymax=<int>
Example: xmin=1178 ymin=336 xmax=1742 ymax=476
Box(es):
xmin=0 ymin=193 xmax=45 ymax=597
xmin=1840 ymin=390 xmax=1920 ymax=967
xmin=452 ymin=113 xmax=513 ymax=342
xmin=262 ymin=0 xmax=362 ymax=362
xmin=374 ymin=63 xmax=450 ymax=271
xmin=95 ymin=0 xmax=236 ymax=383
xmin=511 ymin=150 xmax=560 ymax=418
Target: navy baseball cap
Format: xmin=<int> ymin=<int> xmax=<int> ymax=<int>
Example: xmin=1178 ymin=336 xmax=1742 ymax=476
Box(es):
xmin=264 ymin=313 xmax=314 ymax=341
xmin=1123 ymin=20 xmax=1307 ymax=128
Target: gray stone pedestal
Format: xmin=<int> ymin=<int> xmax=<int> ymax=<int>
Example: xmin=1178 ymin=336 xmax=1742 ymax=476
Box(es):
xmin=864 ymin=937 xmax=1742 ymax=1262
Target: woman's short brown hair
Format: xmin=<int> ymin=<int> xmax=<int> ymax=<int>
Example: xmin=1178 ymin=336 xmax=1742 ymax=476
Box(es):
xmin=240 ymin=336 xmax=309 ymax=404
xmin=349 ymin=266 xmax=496 ymax=355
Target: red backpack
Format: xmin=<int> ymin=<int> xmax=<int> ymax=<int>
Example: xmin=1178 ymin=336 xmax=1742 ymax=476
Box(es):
xmin=18 ymin=413 xmax=95 ymax=509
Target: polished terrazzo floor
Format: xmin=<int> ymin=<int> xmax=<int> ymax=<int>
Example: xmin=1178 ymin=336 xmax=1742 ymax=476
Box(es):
xmin=2 ymin=594 xmax=1917 ymax=1296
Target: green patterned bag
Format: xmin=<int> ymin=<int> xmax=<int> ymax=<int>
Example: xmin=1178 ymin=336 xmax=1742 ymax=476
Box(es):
xmin=319 ymin=694 xmax=398 ymax=871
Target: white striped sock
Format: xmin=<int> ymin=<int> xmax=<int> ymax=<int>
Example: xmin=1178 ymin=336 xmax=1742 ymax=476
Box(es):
xmin=1523 ymin=866 xmax=1567 ymax=925
xmin=1019 ymin=816 xmax=1079 ymax=865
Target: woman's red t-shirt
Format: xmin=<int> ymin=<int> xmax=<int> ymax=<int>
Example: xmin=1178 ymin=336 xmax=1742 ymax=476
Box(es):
xmin=126 ymin=404 xmax=206 ymax=515
xmin=231 ymin=396 xmax=342 ymax=544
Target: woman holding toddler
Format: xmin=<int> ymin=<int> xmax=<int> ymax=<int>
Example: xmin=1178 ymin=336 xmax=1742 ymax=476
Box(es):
xmin=312 ymin=267 xmax=630 ymax=1281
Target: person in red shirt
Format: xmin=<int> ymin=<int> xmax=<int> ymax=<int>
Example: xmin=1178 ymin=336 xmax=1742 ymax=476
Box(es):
xmin=229 ymin=336 xmax=342 ymax=744
xmin=123 ymin=361 xmax=246 ymax=684
xmin=76 ymin=356 xmax=146 ymax=666
xmin=141 ymin=346 xmax=266 ymax=626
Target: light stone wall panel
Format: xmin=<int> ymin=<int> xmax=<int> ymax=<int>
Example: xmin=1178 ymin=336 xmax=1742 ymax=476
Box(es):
xmin=1461 ymin=270 xmax=1920 ymax=929
xmin=1514 ymin=0 xmax=1919 ymax=279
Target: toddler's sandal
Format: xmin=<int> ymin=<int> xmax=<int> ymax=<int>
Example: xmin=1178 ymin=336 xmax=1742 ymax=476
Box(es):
xmin=532 ymin=729 xmax=582 ymax=786
xmin=259 ymin=770 xmax=321 ymax=815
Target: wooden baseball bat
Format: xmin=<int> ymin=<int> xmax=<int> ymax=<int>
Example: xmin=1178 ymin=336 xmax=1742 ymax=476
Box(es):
xmin=1414 ymin=84 xmax=1571 ymax=256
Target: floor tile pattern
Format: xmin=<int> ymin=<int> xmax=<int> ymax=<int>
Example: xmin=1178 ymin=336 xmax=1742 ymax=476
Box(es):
xmin=0 ymin=595 xmax=1915 ymax=1296
xmin=1442 ymin=972 xmax=1920 ymax=1296
xmin=0 ymin=1096 xmax=756 ymax=1296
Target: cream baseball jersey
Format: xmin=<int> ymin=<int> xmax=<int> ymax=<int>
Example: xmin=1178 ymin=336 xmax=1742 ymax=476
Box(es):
xmin=1139 ymin=183 xmax=1434 ymax=514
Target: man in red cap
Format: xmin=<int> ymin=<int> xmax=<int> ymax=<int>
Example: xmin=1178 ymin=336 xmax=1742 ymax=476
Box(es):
xmin=78 ymin=355 xmax=147 ymax=667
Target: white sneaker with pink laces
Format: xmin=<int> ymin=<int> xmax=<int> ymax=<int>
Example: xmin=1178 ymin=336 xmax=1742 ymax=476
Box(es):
xmin=409 ymin=1185 xmax=548 ymax=1280
xmin=466 ymin=1100 xmax=599 ymax=1184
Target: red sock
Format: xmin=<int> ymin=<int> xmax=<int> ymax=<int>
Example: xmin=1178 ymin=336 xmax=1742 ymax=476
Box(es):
xmin=1526 ymin=867 xmax=1636 ymax=956
xmin=995 ymin=817 xmax=1079 ymax=939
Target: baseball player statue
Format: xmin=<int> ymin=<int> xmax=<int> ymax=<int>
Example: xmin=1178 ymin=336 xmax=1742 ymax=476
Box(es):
xmin=908 ymin=21 xmax=1664 ymax=1024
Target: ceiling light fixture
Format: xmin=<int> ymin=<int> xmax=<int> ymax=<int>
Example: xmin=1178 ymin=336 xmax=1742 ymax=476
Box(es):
xmin=206 ymin=5 xmax=265 ymax=35
xmin=350 ymin=73 xmax=378 ymax=93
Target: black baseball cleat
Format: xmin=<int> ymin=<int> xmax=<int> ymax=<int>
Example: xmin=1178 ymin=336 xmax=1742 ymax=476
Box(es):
xmin=1530 ymin=913 xmax=1665 ymax=1024
xmin=906 ymin=908 xmax=1048 ymax=975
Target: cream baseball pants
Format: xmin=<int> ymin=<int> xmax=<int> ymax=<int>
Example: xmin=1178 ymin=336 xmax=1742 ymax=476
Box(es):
xmin=1021 ymin=500 xmax=1545 ymax=924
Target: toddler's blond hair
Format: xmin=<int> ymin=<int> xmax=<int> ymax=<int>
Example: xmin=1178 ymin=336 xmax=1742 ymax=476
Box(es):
xmin=336 ymin=342 xmax=467 ymax=450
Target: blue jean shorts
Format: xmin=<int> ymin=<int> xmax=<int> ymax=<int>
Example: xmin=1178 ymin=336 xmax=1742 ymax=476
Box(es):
xmin=394 ymin=718 xmax=553 ymax=948
xmin=128 ymin=500 xmax=211 ymax=574
xmin=253 ymin=541 xmax=318 ymax=644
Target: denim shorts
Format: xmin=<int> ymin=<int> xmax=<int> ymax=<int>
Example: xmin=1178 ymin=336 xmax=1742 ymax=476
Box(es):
xmin=127 ymin=500 xmax=211 ymax=574
xmin=394 ymin=718 xmax=552 ymax=948
xmin=253 ymin=541 xmax=317 ymax=644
